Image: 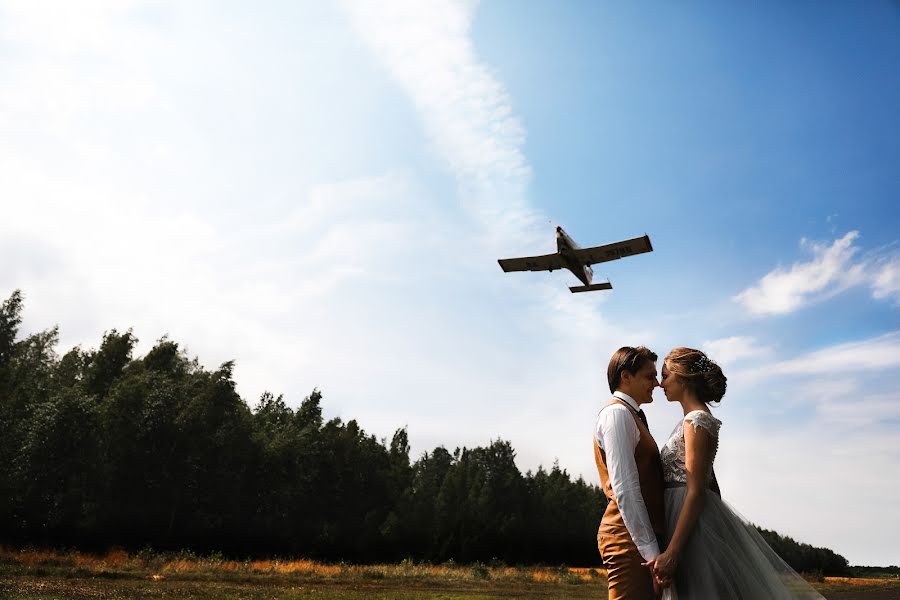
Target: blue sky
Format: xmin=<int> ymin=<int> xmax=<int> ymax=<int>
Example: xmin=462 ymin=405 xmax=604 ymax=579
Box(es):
xmin=1 ymin=1 xmax=898 ymax=566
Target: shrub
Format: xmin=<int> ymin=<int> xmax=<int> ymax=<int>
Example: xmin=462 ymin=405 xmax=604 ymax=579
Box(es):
xmin=471 ymin=561 xmax=490 ymax=580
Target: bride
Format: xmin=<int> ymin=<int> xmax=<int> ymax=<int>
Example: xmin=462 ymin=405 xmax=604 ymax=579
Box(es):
xmin=648 ymin=347 xmax=825 ymax=599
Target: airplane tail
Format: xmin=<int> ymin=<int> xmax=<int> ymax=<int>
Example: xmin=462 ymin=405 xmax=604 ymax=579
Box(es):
xmin=569 ymin=281 xmax=613 ymax=293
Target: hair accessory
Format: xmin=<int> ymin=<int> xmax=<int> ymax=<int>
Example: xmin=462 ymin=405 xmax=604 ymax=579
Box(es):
xmin=692 ymin=355 xmax=714 ymax=374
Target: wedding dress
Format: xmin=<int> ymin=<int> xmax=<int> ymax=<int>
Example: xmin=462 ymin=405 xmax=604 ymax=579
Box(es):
xmin=659 ymin=410 xmax=825 ymax=599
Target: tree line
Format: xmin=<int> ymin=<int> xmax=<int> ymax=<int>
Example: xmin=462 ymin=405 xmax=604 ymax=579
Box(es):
xmin=754 ymin=527 xmax=850 ymax=577
xmin=0 ymin=290 xmax=850 ymax=573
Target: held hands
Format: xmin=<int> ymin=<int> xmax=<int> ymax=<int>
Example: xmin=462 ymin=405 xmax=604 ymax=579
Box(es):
xmin=642 ymin=551 xmax=677 ymax=590
xmin=651 ymin=570 xmax=663 ymax=598
xmin=641 ymin=558 xmax=670 ymax=599
xmin=653 ymin=550 xmax=678 ymax=580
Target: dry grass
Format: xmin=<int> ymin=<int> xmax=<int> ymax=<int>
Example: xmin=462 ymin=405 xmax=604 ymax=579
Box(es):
xmin=0 ymin=547 xmax=610 ymax=600
xmin=826 ymin=577 xmax=894 ymax=586
xmin=816 ymin=576 xmax=900 ymax=595
xmin=0 ymin=546 xmax=606 ymax=586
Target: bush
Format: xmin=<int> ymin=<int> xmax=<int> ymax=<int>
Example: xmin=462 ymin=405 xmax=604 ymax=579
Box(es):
xmin=471 ymin=561 xmax=490 ymax=580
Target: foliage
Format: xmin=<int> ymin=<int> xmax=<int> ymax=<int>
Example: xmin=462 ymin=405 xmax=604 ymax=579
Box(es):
xmin=850 ymin=564 xmax=900 ymax=578
xmin=753 ymin=526 xmax=851 ymax=576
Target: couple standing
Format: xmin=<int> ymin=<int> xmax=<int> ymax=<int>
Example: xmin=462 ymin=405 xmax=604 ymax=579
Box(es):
xmin=594 ymin=346 xmax=824 ymax=599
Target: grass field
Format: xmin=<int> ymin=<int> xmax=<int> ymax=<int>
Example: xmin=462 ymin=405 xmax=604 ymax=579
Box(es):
xmin=2 ymin=547 xmax=899 ymax=599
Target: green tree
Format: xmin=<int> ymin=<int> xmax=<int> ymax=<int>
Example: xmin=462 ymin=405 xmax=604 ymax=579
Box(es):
xmin=174 ymin=361 xmax=255 ymax=551
xmin=83 ymin=329 xmax=137 ymax=400
xmin=406 ymin=446 xmax=455 ymax=558
xmin=18 ymin=386 xmax=100 ymax=543
xmin=0 ymin=289 xmax=24 ymax=390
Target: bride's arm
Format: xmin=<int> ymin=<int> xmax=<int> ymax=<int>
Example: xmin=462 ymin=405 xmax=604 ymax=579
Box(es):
xmin=652 ymin=422 xmax=713 ymax=578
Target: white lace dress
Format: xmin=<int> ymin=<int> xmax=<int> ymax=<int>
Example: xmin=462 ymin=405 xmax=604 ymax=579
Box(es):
xmin=659 ymin=410 xmax=825 ymax=599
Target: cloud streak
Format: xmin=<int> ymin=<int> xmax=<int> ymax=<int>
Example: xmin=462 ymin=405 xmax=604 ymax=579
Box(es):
xmin=734 ymin=231 xmax=900 ymax=316
xmin=733 ymin=232 xmax=866 ymax=315
xmin=727 ymin=330 xmax=900 ymax=396
xmin=338 ymin=0 xmax=543 ymax=248
xmin=764 ymin=331 xmax=900 ymax=377
xmin=872 ymin=255 xmax=900 ymax=304
xmin=340 ymin=0 xmax=529 ymax=184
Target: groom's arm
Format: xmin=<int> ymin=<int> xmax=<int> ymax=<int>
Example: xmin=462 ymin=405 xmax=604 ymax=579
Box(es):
xmin=598 ymin=407 xmax=660 ymax=562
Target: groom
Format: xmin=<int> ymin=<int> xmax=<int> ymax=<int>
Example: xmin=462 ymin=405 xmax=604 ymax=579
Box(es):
xmin=594 ymin=346 xmax=667 ymax=599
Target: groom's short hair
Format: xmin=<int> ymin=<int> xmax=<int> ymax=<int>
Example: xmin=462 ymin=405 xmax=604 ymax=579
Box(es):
xmin=608 ymin=346 xmax=658 ymax=393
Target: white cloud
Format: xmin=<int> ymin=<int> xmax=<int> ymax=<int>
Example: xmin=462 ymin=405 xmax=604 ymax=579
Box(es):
xmin=733 ymin=231 xmax=867 ymax=316
xmin=339 ymin=0 xmax=529 ymax=186
xmin=814 ymin=392 xmax=900 ymax=428
xmin=872 ymin=256 xmax=900 ymax=304
xmin=702 ymin=335 xmax=773 ymax=366
xmin=734 ymin=232 xmax=900 ymax=316
xmin=338 ymin=0 xmax=541 ymax=248
xmin=765 ymin=331 xmax=900 ymax=377
xmin=729 ymin=330 xmax=900 ymax=404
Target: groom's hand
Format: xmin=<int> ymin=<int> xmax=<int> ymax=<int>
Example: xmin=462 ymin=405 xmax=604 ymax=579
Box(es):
xmin=642 ymin=559 xmax=672 ymax=591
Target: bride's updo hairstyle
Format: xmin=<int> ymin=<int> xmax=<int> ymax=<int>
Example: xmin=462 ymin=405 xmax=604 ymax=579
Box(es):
xmin=665 ymin=347 xmax=727 ymax=404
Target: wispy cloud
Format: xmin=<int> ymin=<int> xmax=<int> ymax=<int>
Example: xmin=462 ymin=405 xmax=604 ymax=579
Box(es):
xmin=733 ymin=231 xmax=900 ymax=316
xmin=872 ymin=256 xmax=900 ymax=304
xmin=702 ymin=335 xmax=773 ymax=367
xmin=771 ymin=332 xmax=900 ymax=374
xmin=340 ymin=0 xmax=529 ymax=184
xmin=814 ymin=391 xmax=900 ymax=428
xmin=338 ymin=0 xmax=542 ymax=250
xmin=734 ymin=331 xmax=900 ymax=383
xmin=733 ymin=232 xmax=867 ymax=315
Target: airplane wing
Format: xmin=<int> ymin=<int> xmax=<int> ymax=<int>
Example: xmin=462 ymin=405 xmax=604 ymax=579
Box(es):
xmin=497 ymin=252 xmax=563 ymax=273
xmin=573 ymin=234 xmax=653 ymax=265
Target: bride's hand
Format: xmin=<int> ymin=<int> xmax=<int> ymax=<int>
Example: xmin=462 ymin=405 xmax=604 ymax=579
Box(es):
xmin=641 ymin=558 xmax=673 ymax=589
xmin=653 ymin=550 xmax=678 ymax=580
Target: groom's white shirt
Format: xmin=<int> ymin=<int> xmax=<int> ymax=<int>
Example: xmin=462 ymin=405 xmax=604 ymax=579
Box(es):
xmin=595 ymin=390 xmax=661 ymax=561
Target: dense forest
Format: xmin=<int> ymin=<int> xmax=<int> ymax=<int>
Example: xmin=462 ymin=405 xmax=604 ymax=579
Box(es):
xmin=0 ymin=290 xmax=851 ymax=574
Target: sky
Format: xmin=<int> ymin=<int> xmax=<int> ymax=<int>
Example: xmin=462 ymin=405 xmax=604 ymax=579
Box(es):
xmin=1 ymin=1 xmax=899 ymax=566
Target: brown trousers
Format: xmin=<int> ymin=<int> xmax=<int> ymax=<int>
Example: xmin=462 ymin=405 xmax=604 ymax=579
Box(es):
xmin=598 ymin=523 xmax=654 ymax=600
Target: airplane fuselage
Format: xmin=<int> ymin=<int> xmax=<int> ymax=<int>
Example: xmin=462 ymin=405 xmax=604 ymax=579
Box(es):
xmin=555 ymin=226 xmax=594 ymax=286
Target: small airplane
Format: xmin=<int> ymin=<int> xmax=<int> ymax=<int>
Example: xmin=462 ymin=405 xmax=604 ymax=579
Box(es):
xmin=498 ymin=226 xmax=653 ymax=293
